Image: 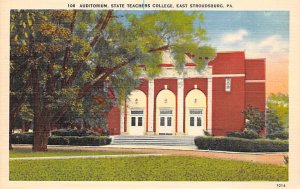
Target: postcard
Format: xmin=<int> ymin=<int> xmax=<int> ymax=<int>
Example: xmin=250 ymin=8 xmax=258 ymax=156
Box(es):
xmin=1 ymin=0 xmax=300 ymax=189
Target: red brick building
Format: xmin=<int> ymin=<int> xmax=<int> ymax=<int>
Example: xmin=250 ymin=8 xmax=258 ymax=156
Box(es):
xmin=107 ymin=51 xmax=265 ymax=136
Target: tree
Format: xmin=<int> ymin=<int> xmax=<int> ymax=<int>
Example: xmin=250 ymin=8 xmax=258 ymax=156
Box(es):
xmin=242 ymin=105 xmax=264 ymax=132
xmin=266 ymin=109 xmax=284 ymax=137
xmin=10 ymin=10 xmax=215 ymax=151
xmin=267 ymin=93 xmax=289 ymax=131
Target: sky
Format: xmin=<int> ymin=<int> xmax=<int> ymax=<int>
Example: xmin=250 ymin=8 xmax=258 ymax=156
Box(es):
xmin=202 ymin=11 xmax=289 ymax=96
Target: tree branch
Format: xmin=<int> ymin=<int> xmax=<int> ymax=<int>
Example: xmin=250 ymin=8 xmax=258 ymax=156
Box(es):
xmin=66 ymin=10 xmax=113 ymax=86
xmin=62 ymin=10 xmax=77 ymax=87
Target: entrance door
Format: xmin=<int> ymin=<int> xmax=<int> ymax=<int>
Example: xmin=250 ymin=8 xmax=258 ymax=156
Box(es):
xmin=130 ymin=109 xmax=144 ymax=135
xmin=189 ymin=109 xmax=203 ymax=129
xmin=159 ymin=109 xmax=174 ymax=135
xmin=185 ymin=89 xmax=206 ymax=136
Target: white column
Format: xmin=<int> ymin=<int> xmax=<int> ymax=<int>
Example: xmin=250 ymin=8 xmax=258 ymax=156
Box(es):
xmin=207 ymin=77 xmax=213 ymax=133
xmin=177 ymin=76 xmax=184 ymax=135
xmin=120 ymin=105 xmax=125 ymax=134
xmin=147 ymin=79 xmax=155 ymax=134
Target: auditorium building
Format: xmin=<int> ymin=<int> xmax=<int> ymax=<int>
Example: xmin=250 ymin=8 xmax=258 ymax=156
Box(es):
xmin=107 ymin=50 xmax=266 ymax=136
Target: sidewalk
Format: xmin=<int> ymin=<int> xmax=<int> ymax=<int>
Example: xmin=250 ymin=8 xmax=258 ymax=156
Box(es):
xmin=12 ymin=144 xmax=288 ymax=166
xmin=10 ymin=153 xmax=167 ymax=161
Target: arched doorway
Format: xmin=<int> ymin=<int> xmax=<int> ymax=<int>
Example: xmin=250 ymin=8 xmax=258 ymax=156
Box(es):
xmin=185 ymin=89 xmax=206 ymax=136
xmin=126 ymin=90 xmax=147 ymax=135
xmin=156 ymin=89 xmax=176 ymax=135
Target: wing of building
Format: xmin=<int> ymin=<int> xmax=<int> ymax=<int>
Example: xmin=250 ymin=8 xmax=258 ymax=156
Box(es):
xmin=107 ymin=50 xmax=266 ymax=136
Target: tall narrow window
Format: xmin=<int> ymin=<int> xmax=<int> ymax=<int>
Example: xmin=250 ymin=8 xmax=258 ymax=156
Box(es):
xmin=160 ymin=117 xmax=165 ymax=126
xmin=190 ymin=117 xmax=195 ymax=126
xmin=131 ymin=117 xmax=136 ymax=126
xmin=225 ymin=78 xmax=231 ymax=92
xmin=167 ymin=117 xmax=172 ymax=126
xmin=138 ymin=117 xmax=143 ymax=126
xmin=197 ymin=117 xmax=202 ymax=126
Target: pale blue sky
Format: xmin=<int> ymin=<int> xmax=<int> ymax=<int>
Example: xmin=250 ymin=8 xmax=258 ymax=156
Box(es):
xmin=201 ymin=11 xmax=289 ymax=57
xmin=203 ymin=11 xmax=289 ymax=44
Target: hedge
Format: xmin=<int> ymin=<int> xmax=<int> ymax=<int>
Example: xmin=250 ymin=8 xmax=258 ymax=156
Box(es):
xmin=68 ymin=136 xmax=111 ymax=146
xmin=194 ymin=136 xmax=288 ymax=152
xmin=51 ymin=129 xmax=100 ymax=137
xmin=11 ymin=133 xmax=111 ymax=146
xmin=48 ymin=136 xmax=69 ymax=145
xmin=11 ymin=133 xmax=33 ymax=144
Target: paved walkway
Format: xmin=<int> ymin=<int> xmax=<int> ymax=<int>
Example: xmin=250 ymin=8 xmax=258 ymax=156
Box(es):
xmin=10 ymin=154 xmax=167 ymax=161
xmin=12 ymin=144 xmax=288 ymax=166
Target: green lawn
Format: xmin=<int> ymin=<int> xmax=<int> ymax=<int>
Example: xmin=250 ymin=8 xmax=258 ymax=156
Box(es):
xmin=10 ymin=156 xmax=288 ymax=181
xmin=10 ymin=149 xmax=136 ymax=158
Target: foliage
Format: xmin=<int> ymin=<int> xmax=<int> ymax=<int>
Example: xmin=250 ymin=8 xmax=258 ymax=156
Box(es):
xmin=10 ymin=149 xmax=135 ymax=158
xmin=51 ymin=129 xmax=100 ymax=136
xmin=194 ymin=136 xmax=288 ymax=152
xmin=242 ymin=105 xmax=264 ymax=132
xmin=10 ymin=156 xmax=288 ymax=181
xmin=11 ymin=133 xmax=111 ymax=146
xmin=67 ymin=136 xmax=111 ymax=146
xmin=226 ymin=130 xmax=260 ymax=139
xmin=48 ymin=136 xmax=69 ymax=145
xmin=267 ymin=93 xmax=289 ymax=131
xmin=266 ymin=108 xmax=285 ymax=137
xmin=267 ymin=132 xmax=289 ymax=140
xmin=11 ymin=133 xmax=33 ymax=144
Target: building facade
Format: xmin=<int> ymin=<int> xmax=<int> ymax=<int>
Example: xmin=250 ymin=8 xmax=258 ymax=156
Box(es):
xmin=107 ymin=51 xmax=266 ymax=136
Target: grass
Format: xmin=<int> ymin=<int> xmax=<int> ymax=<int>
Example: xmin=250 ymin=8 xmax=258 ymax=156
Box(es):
xmin=10 ymin=149 xmax=137 ymax=158
xmin=10 ymin=156 xmax=288 ymax=181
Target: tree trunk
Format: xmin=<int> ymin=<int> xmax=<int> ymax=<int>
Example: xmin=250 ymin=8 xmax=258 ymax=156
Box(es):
xmin=31 ymin=62 xmax=50 ymax=151
xmin=32 ymin=119 xmax=50 ymax=152
xmin=9 ymin=111 xmax=16 ymax=150
xmin=9 ymin=126 xmax=13 ymax=150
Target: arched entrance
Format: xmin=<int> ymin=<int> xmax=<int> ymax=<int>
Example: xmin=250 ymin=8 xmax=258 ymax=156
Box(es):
xmin=156 ymin=89 xmax=176 ymax=135
xmin=185 ymin=89 xmax=206 ymax=136
xmin=126 ymin=90 xmax=147 ymax=135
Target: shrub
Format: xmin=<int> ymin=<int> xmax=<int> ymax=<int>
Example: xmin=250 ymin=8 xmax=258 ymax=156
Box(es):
xmin=194 ymin=136 xmax=288 ymax=152
xmin=51 ymin=129 xmax=100 ymax=137
xmin=11 ymin=133 xmax=33 ymax=144
xmin=48 ymin=136 xmax=69 ymax=145
xmin=266 ymin=109 xmax=285 ymax=136
xmin=68 ymin=136 xmax=110 ymax=146
xmin=226 ymin=130 xmax=260 ymax=139
xmin=267 ymin=132 xmax=289 ymax=140
xmin=242 ymin=130 xmax=260 ymax=139
xmin=243 ymin=105 xmax=264 ymax=132
xmin=11 ymin=133 xmax=111 ymax=146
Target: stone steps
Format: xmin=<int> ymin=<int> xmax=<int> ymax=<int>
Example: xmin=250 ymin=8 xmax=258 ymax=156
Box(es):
xmin=111 ymin=135 xmax=195 ymax=146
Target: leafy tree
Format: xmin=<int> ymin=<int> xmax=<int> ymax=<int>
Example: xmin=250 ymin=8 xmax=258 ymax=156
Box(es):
xmin=10 ymin=10 xmax=215 ymax=151
xmin=242 ymin=105 xmax=264 ymax=132
xmin=266 ymin=109 xmax=284 ymax=137
xmin=267 ymin=93 xmax=289 ymax=131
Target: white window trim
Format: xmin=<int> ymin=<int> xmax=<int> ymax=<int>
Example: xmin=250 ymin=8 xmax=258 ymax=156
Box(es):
xmin=130 ymin=109 xmax=144 ymax=116
xmin=245 ymin=80 xmax=265 ymax=83
xmin=212 ymin=74 xmax=245 ymax=78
